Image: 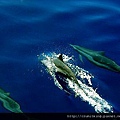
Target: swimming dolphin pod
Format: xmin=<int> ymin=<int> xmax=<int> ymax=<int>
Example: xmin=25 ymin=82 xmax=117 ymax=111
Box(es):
xmin=70 ymin=44 xmax=120 ymax=72
xmin=0 ymin=88 xmax=23 ymax=113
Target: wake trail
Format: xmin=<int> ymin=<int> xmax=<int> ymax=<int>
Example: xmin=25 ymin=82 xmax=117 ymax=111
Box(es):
xmin=38 ymin=52 xmax=113 ymax=113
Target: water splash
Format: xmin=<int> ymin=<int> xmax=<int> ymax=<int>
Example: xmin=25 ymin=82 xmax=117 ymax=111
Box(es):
xmin=39 ymin=52 xmax=113 ymax=113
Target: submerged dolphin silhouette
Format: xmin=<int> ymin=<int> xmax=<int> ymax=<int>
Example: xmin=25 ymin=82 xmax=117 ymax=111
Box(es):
xmin=53 ymin=54 xmax=79 ymax=86
xmin=70 ymin=44 xmax=120 ymax=72
xmin=0 ymin=88 xmax=23 ymax=113
xmin=0 ymin=88 xmax=39 ymax=120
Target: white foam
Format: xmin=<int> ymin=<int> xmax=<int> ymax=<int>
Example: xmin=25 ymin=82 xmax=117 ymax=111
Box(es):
xmin=39 ymin=53 xmax=113 ymax=113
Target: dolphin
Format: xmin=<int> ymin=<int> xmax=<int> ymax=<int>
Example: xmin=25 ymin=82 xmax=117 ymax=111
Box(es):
xmin=53 ymin=54 xmax=80 ymax=86
xmin=70 ymin=44 xmax=120 ymax=72
xmin=0 ymin=88 xmax=23 ymax=113
xmin=0 ymin=88 xmax=39 ymax=120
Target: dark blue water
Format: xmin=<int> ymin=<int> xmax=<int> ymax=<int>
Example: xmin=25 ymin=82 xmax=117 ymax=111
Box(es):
xmin=0 ymin=0 xmax=120 ymax=113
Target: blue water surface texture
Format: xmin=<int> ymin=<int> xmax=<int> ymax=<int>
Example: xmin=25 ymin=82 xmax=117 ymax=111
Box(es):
xmin=0 ymin=0 xmax=120 ymax=113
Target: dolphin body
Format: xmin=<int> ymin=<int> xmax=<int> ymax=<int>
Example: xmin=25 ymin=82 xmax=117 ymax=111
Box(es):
xmin=0 ymin=88 xmax=23 ymax=113
xmin=0 ymin=88 xmax=38 ymax=120
xmin=53 ymin=54 xmax=79 ymax=87
xmin=70 ymin=44 xmax=120 ymax=72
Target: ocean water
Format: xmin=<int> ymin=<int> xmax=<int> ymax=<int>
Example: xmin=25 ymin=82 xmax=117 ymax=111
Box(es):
xmin=0 ymin=0 xmax=120 ymax=113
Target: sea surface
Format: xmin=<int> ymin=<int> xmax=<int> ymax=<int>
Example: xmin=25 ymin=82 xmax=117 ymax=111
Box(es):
xmin=0 ymin=0 xmax=120 ymax=113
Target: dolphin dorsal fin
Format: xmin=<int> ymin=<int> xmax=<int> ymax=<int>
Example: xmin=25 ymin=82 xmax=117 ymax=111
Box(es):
xmin=5 ymin=93 xmax=10 ymax=96
xmin=96 ymin=51 xmax=105 ymax=55
xmin=79 ymin=54 xmax=84 ymax=63
xmin=58 ymin=54 xmax=64 ymax=62
xmin=0 ymin=88 xmax=10 ymax=96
